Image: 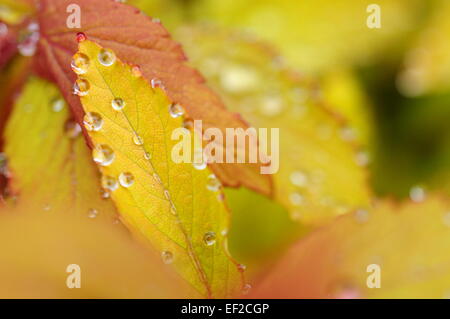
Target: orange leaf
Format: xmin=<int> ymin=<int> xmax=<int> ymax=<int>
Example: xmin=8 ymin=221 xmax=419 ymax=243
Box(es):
xmin=34 ymin=0 xmax=272 ymax=196
xmin=251 ymin=195 xmax=450 ymax=298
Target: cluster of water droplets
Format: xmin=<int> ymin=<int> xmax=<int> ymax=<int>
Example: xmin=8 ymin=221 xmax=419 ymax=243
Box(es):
xmin=18 ymin=21 xmax=39 ymax=57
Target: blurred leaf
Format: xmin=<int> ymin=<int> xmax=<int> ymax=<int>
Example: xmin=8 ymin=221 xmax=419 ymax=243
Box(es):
xmin=129 ymin=0 xmax=185 ymax=31
xmin=75 ymin=40 xmax=244 ymax=298
xmin=4 ymin=76 xmax=118 ymax=219
xmin=0 ymin=0 xmax=32 ymax=24
xmin=36 ymin=0 xmax=272 ymax=196
xmin=1 ymin=76 xmax=193 ymax=298
xmin=191 ymin=0 xmax=425 ymax=74
xmin=0 ymin=21 xmax=17 ymax=69
xmin=252 ymin=195 xmax=450 ymax=298
xmin=321 ymin=68 xmax=374 ymax=148
xmin=398 ymin=0 xmax=450 ymax=97
xmin=225 ymin=188 xmax=304 ymax=274
xmin=177 ymin=26 xmax=372 ymax=225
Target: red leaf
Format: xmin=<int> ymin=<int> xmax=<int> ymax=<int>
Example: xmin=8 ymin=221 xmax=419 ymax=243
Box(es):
xmin=34 ymin=0 xmax=272 ymax=196
xmin=0 ymin=22 xmax=17 ymax=70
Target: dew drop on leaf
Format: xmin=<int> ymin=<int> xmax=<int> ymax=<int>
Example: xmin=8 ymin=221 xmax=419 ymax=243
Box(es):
xmin=71 ymin=52 xmax=90 ymax=75
xmin=88 ymin=208 xmax=98 ymax=218
xmin=410 ymin=186 xmax=426 ymax=203
xmin=193 ymin=159 xmax=207 ymax=170
xmin=151 ymin=78 xmax=164 ymax=89
xmin=112 ymin=98 xmax=125 ymax=111
xmin=92 ymin=145 xmax=115 ymax=166
xmin=119 ymin=172 xmax=135 ymax=188
xmin=290 ymin=170 xmax=308 ymax=187
xmin=203 ymin=231 xmax=216 ymax=246
xmin=76 ymin=32 xmax=86 ymax=43
xmin=51 ymin=98 xmax=65 ymax=112
xmin=241 ymin=284 xmax=252 ymax=295
xmin=443 ymin=212 xmax=450 ymax=227
xmin=161 ymin=251 xmax=174 ymax=264
xmin=133 ymin=134 xmax=144 ymax=145
xmin=100 ymin=188 xmax=110 ymax=199
xmin=206 ymin=174 xmax=221 ymax=192
xmin=237 ymin=264 xmax=246 ymax=272
xmin=83 ymin=112 xmax=103 ymax=131
xmin=64 ymin=120 xmax=82 ymax=139
xmin=144 ymin=152 xmax=151 ymax=160
xmin=168 ymin=103 xmax=185 ymax=118
xmin=354 ymin=209 xmax=370 ymax=223
xmin=98 ymin=48 xmax=116 ymax=66
xmin=289 ymin=192 xmax=304 ymax=206
xmin=73 ymin=79 xmax=90 ymax=96
xmin=101 ymin=175 xmax=119 ymax=192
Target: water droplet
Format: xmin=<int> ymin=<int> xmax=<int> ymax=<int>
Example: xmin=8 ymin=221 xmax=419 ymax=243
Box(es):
xmin=112 ymin=98 xmax=125 ymax=111
xmin=93 ymin=145 xmax=115 ymax=166
xmin=334 ymin=284 xmax=361 ymax=299
xmin=290 ymin=171 xmax=308 ymax=187
xmin=340 ymin=126 xmax=357 ymax=141
xmin=83 ymin=112 xmax=103 ymax=131
xmin=355 ymin=150 xmax=370 ymax=167
xmin=98 ymin=48 xmax=116 ymax=66
xmin=354 ymin=209 xmax=370 ymax=223
xmin=410 ymin=185 xmax=426 ymax=203
xmin=18 ymin=22 xmax=39 ymax=57
xmin=206 ymin=174 xmax=221 ymax=192
xmin=151 ymin=78 xmax=164 ymax=89
xmin=133 ymin=134 xmax=144 ymax=145
xmin=289 ymin=192 xmax=304 ymax=206
xmin=161 ymin=251 xmax=173 ymax=264
xmin=220 ymin=65 xmax=259 ymax=94
xmin=100 ymin=189 xmax=110 ymax=199
xmin=217 ymin=193 xmax=225 ymax=202
xmin=43 ymin=204 xmax=51 ymax=211
xmin=0 ymin=23 xmax=8 ymax=36
xmin=51 ymin=98 xmax=65 ymax=112
xmin=241 ymin=284 xmax=252 ymax=295
xmin=131 ymin=65 xmax=142 ymax=77
xmin=88 ymin=208 xmax=98 ymax=218
xmin=71 ymin=52 xmax=90 ymax=75
xmin=203 ymin=231 xmax=216 ymax=246
xmin=64 ymin=120 xmax=82 ymax=139
xmin=237 ymin=264 xmax=246 ymax=272
xmin=260 ymin=95 xmax=283 ymax=117
xmin=193 ymin=161 xmax=207 ymax=170
xmin=73 ymin=79 xmax=90 ymax=96
xmin=183 ymin=119 xmax=194 ymax=130
xmin=76 ymin=32 xmax=87 ymax=42
xmin=168 ymin=103 xmax=185 ymax=118
xmin=144 ymin=152 xmax=151 ymax=160
xmin=119 ymin=172 xmax=135 ymax=188
xmin=153 ymin=173 xmax=162 ymax=184
xmin=102 ymin=175 xmax=119 ymax=191
xmin=443 ymin=212 xmax=450 ymax=227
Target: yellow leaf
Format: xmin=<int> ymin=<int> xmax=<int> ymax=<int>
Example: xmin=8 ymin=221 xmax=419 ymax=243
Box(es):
xmin=191 ymin=0 xmax=425 ymax=74
xmin=176 ymin=26 xmax=372 ymax=225
xmin=5 ymin=76 xmax=116 ymax=220
xmin=252 ymin=195 xmax=450 ymax=299
xmin=1 ymin=77 xmax=193 ymax=298
xmin=321 ymin=68 xmax=374 ymax=147
xmin=398 ymin=0 xmax=450 ymax=96
xmin=0 ymin=0 xmax=33 ymax=24
xmin=74 ymin=40 xmax=244 ymax=298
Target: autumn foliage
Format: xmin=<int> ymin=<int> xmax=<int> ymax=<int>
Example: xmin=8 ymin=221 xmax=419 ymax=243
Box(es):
xmin=1 ymin=0 xmax=450 ymax=299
